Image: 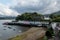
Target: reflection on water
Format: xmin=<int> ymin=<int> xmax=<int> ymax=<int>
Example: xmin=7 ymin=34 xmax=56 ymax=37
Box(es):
xmin=0 ymin=20 xmax=30 ymax=40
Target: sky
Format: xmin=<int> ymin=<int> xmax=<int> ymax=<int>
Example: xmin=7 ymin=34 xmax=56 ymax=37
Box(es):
xmin=0 ymin=0 xmax=60 ymax=16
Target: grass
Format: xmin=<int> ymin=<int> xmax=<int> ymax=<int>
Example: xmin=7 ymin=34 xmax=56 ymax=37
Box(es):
xmin=37 ymin=36 xmax=48 ymax=40
xmin=43 ymin=36 xmax=48 ymax=40
xmin=8 ymin=34 xmax=27 ymax=40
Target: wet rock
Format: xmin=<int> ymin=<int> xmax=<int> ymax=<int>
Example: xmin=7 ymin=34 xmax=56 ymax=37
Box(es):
xmin=13 ymin=29 xmax=16 ymax=31
xmin=8 ymin=27 xmax=12 ymax=29
xmin=3 ymin=29 xmax=6 ymax=30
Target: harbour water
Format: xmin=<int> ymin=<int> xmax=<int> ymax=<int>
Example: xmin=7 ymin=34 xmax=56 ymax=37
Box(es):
xmin=0 ymin=20 xmax=30 ymax=40
xmin=0 ymin=20 xmax=57 ymax=40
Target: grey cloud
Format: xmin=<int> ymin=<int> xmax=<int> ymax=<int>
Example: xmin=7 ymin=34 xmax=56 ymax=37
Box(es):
xmin=11 ymin=0 xmax=60 ymax=14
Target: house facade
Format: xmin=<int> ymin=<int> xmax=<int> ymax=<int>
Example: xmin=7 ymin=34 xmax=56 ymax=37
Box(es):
xmin=43 ymin=15 xmax=50 ymax=20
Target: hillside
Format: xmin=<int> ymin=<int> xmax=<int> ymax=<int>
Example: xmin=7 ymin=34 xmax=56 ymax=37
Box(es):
xmin=52 ymin=11 xmax=60 ymax=15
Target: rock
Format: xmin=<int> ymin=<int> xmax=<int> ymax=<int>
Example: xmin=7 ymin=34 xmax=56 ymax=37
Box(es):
xmin=8 ymin=27 xmax=12 ymax=29
xmin=13 ymin=29 xmax=16 ymax=31
xmin=3 ymin=29 xmax=6 ymax=30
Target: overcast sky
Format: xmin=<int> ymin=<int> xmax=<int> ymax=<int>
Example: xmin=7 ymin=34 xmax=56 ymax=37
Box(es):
xmin=0 ymin=0 xmax=60 ymax=16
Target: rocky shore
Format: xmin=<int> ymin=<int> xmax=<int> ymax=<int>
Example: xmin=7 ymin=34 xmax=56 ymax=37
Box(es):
xmin=8 ymin=27 xmax=47 ymax=40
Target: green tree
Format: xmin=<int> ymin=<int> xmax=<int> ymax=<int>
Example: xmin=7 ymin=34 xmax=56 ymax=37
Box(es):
xmin=15 ymin=12 xmax=42 ymax=21
xmin=50 ymin=13 xmax=60 ymax=22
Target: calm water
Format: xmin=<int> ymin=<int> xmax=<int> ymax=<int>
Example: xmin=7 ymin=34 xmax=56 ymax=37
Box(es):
xmin=0 ymin=20 xmax=30 ymax=40
xmin=0 ymin=20 xmax=57 ymax=40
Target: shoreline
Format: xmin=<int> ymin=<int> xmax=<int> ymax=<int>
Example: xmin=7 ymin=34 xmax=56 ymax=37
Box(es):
xmin=8 ymin=27 xmax=47 ymax=40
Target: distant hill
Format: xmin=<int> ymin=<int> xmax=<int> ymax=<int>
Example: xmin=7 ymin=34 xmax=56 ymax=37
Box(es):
xmin=52 ymin=11 xmax=60 ymax=15
xmin=0 ymin=16 xmax=16 ymax=19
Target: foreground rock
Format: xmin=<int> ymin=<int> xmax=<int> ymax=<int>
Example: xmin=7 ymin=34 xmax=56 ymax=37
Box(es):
xmin=8 ymin=27 xmax=47 ymax=40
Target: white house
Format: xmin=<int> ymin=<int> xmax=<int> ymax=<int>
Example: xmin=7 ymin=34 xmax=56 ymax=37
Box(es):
xmin=43 ymin=15 xmax=50 ymax=20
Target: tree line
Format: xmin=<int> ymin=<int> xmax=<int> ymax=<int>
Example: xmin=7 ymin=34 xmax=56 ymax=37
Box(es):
xmin=15 ymin=12 xmax=43 ymax=21
xmin=15 ymin=12 xmax=60 ymax=22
